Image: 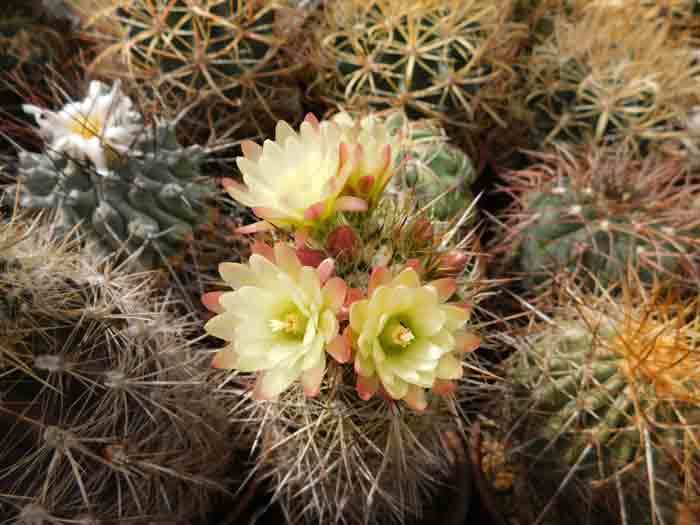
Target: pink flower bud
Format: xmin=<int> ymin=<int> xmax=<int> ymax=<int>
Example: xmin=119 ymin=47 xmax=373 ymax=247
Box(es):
xmin=326 ymin=225 xmax=360 ymax=261
xmin=436 ymin=249 xmax=470 ymax=277
xmin=409 ymin=217 xmax=433 ymax=248
xmin=296 ymin=246 xmax=326 ymax=267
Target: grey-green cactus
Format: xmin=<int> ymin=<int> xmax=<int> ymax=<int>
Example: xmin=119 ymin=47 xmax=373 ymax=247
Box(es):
xmin=16 ymin=83 xmax=215 ymax=267
xmin=0 ymin=212 xmax=232 ymax=522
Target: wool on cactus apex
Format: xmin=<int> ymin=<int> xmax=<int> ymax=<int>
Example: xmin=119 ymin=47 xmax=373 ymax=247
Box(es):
xmin=203 ymin=111 xmax=487 ymax=524
xmin=496 ymin=144 xmax=700 ymax=296
xmin=15 ymin=80 xmax=216 ymax=268
xmin=0 ymin=210 xmax=232 ymax=522
xmin=496 ymin=274 xmax=700 ymax=525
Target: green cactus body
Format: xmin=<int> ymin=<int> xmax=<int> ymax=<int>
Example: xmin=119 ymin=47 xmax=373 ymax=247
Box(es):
xmin=504 ymin=147 xmax=700 ymax=288
xmin=504 ymin=290 xmax=700 ymax=524
xmin=0 ymin=215 xmax=230 ymax=522
xmin=17 ymin=117 xmax=215 ymax=267
xmin=525 ymin=5 xmax=700 ymax=150
xmin=398 ymin=118 xmax=478 ymax=220
xmin=97 ymin=0 xmax=302 ymax=140
xmin=315 ymin=0 xmax=523 ymax=129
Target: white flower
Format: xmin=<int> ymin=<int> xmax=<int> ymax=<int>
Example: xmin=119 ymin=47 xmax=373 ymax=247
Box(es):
xmin=23 ymin=80 xmax=142 ymax=175
xmin=202 ymin=243 xmax=348 ymax=400
xmin=349 ymin=267 xmax=480 ymax=410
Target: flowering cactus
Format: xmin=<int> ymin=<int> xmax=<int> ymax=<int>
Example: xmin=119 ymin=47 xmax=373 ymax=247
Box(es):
xmin=203 ymin=242 xmax=349 ymax=399
xmin=22 ymin=80 xmax=142 ymax=175
xmin=349 ymin=266 xmax=480 ymax=410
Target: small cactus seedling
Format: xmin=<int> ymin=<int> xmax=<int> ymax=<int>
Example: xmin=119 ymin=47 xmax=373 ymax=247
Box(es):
xmin=497 ymin=145 xmax=700 ymax=293
xmin=500 ymin=276 xmax=700 ymax=524
xmin=312 ymin=0 xmax=524 ymax=134
xmin=525 ymin=4 xmax=700 ymax=151
xmin=0 ymin=212 xmax=232 ymax=522
xmin=85 ymin=0 xmax=303 ymax=142
xmin=16 ymin=80 xmax=216 ymax=268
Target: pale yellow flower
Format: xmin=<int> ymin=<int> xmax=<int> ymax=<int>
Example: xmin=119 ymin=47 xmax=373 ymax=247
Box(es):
xmin=203 ymin=243 xmax=348 ymax=399
xmin=332 ymin=112 xmax=402 ymax=208
xmin=349 ymin=267 xmax=480 ymax=410
xmin=223 ymin=114 xmax=367 ymax=234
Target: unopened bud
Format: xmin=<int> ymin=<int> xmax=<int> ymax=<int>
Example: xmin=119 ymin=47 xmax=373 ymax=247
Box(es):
xmin=326 ymin=225 xmax=359 ymax=261
xmin=296 ymin=246 xmax=326 ymax=267
xmin=409 ymin=217 xmax=433 ymax=249
xmin=436 ymin=249 xmax=470 ymax=277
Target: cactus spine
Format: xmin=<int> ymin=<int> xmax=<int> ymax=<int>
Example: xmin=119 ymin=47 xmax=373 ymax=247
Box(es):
xmin=0 ymin=212 xmax=231 ymax=522
xmin=500 ymin=278 xmax=700 ymax=524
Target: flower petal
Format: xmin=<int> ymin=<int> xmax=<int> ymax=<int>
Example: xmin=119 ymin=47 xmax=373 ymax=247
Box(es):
xmin=403 ymin=385 xmax=428 ymax=411
xmin=356 ymin=373 xmax=380 ymax=401
xmin=301 ymin=353 xmax=326 ymax=397
xmin=322 ymin=277 xmax=347 ymax=313
xmin=327 ymin=333 xmax=352 ymax=363
xmin=201 ymin=291 xmax=224 ymax=313
xmin=211 ymin=345 xmax=238 ymax=369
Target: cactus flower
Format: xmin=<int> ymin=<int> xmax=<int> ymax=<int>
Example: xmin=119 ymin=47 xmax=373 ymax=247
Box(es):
xmin=202 ymin=243 xmax=347 ymax=400
xmin=223 ymin=114 xmax=368 ymax=234
xmin=332 ymin=112 xmax=402 ymax=208
xmin=23 ymin=80 xmax=142 ymax=175
xmin=349 ymin=266 xmax=480 ymax=410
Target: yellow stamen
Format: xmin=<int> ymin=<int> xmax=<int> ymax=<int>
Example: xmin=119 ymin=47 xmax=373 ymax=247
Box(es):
xmin=269 ymin=311 xmax=305 ymax=337
xmin=389 ymin=322 xmax=415 ymax=348
xmin=70 ymin=115 xmax=103 ymax=140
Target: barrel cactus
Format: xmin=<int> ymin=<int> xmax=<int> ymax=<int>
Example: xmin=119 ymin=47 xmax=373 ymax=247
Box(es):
xmin=498 ymin=145 xmax=700 ymax=291
xmin=16 ymin=80 xmax=216 ymax=267
xmin=0 ymin=212 xmax=231 ymax=522
xmin=312 ymin=0 xmax=524 ymax=134
xmin=500 ymin=277 xmax=700 ymax=524
xmin=85 ymin=0 xmax=303 ymax=142
xmin=525 ymin=2 xmax=700 ymax=151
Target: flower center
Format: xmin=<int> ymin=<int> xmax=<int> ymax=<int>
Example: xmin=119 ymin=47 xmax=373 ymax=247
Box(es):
xmin=70 ymin=115 xmax=103 ymax=140
xmin=380 ymin=318 xmax=415 ymax=353
xmin=269 ymin=310 xmax=307 ymax=339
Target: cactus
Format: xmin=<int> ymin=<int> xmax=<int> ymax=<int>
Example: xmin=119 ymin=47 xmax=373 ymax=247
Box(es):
xmin=392 ymin=116 xmax=479 ymax=221
xmin=85 ymin=0 xmax=303 ymax=142
xmin=497 ymin=145 xmax=700 ymax=292
xmin=500 ymin=277 xmax=700 ymax=524
xmin=312 ymin=0 xmax=524 ymax=135
xmin=0 ymin=1 xmax=77 ymax=152
xmin=15 ymin=81 xmax=216 ymax=268
xmin=525 ymin=3 xmax=700 ymax=150
xmin=232 ymin=367 xmax=473 ymax=525
xmin=206 ymin=163 xmax=486 ymax=524
xmin=0 ymin=212 xmax=232 ymax=522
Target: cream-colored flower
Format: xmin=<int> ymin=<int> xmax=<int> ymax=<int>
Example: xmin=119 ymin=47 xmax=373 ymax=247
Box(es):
xmin=349 ymin=267 xmax=480 ymax=410
xmin=23 ymin=80 xmax=142 ymax=175
xmin=223 ymin=114 xmax=368 ymax=234
xmin=203 ymin=243 xmax=348 ymax=400
xmin=332 ymin=112 xmax=402 ymax=208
